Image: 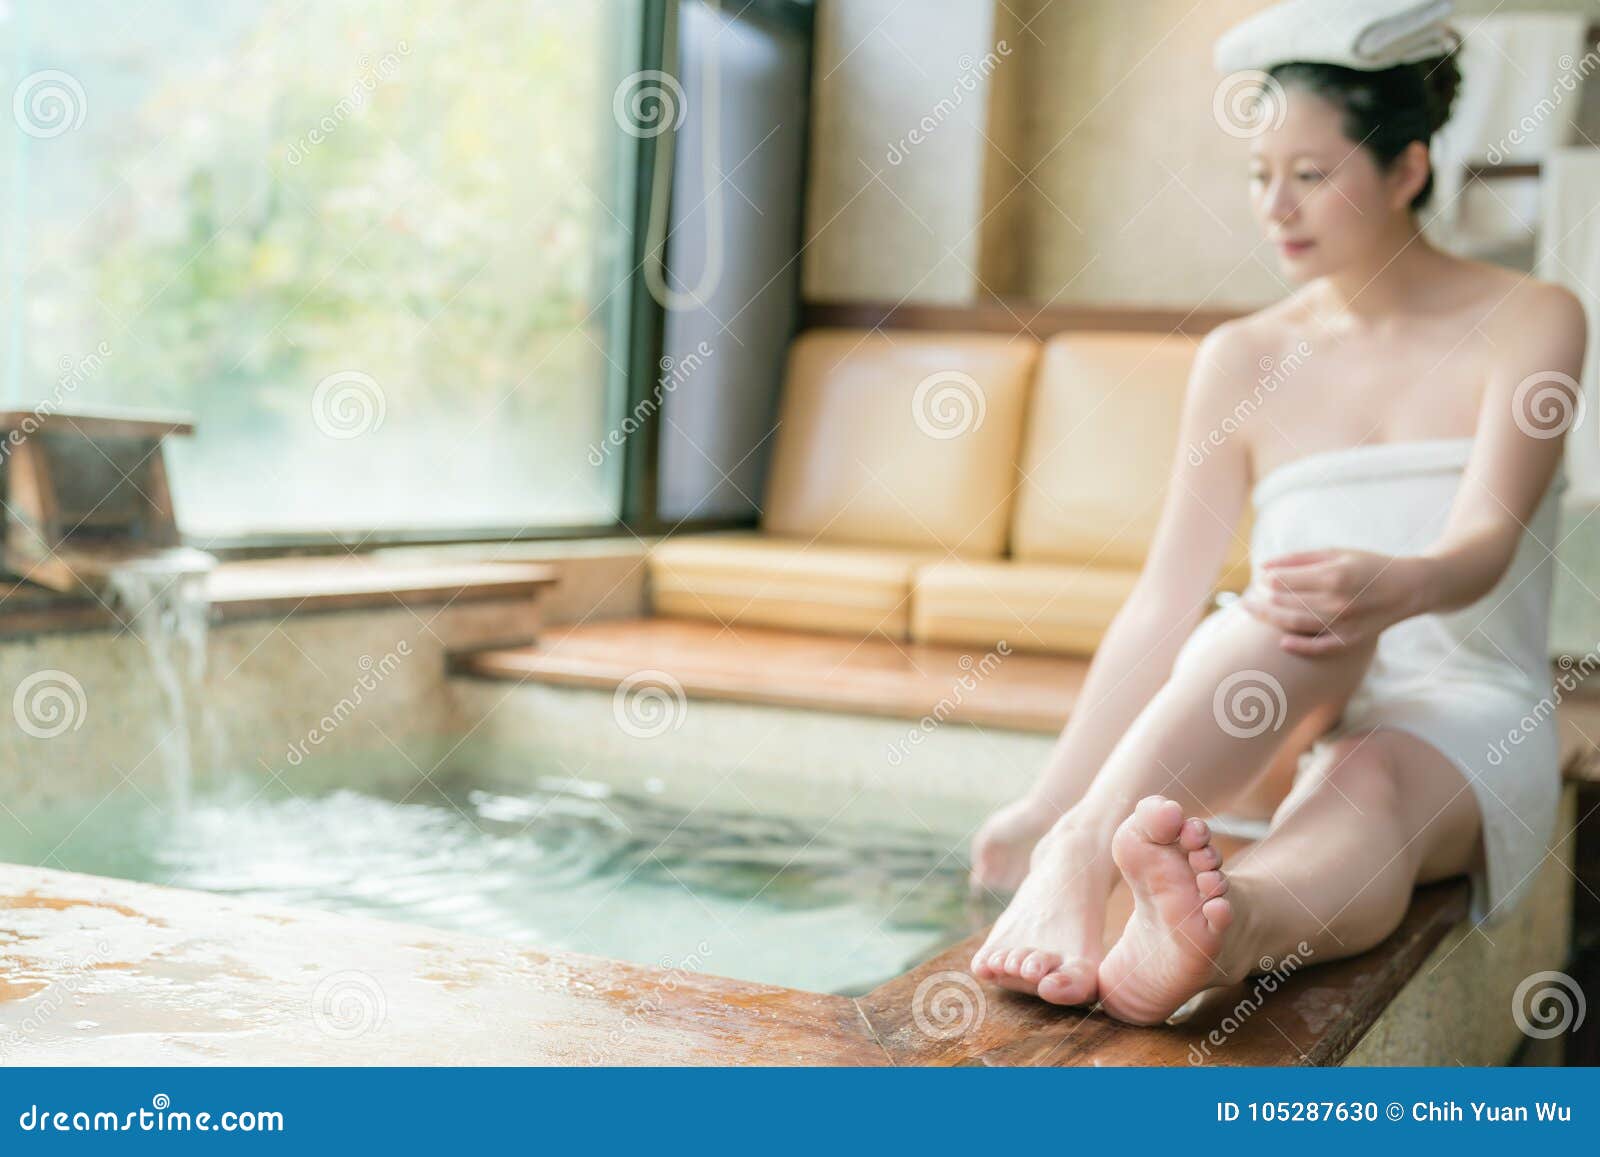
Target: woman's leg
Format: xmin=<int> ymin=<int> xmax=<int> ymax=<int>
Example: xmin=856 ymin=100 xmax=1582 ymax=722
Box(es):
xmin=971 ymin=701 xmax=1326 ymax=893
xmin=971 ymin=608 xmax=1377 ymax=1003
xmin=1095 ymin=728 xmax=1482 ymax=1024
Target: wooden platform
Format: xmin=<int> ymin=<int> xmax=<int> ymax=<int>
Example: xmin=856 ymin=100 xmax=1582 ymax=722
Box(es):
xmin=0 ymin=557 xmax=558 ymax=637
xmin=0 ymin=864 xmax=885 ymax=1066
xmin=205 ymin=557 xmax=557 ymax=619
xmin=451 ymin=616 xmax=1086 ymax=733
xmin=860 ymin=875 xmax=1472 ymax=1066
xmin=454 ymin=616 xmax=1600 ymax=779
xmin=0 ymin=853 xmax=1471 ymax=1066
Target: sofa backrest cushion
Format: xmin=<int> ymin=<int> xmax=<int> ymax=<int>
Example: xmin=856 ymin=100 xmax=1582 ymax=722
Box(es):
xmin=1012 ymin=332 xmax=1250 ymax=570
xmin=761 ymin=329 xmax=1039 ymax=557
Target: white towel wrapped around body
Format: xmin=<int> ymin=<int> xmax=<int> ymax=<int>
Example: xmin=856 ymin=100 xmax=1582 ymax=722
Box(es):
xmin=1215 ymin=0 xmax=1458 ymax=74
xmin=1173 ymin=438 xmax=1567 ymax=926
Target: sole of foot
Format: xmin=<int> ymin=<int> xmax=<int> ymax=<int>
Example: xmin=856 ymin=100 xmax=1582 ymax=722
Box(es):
xmin=1095 ymin=795 xmax=1234 ymax=1026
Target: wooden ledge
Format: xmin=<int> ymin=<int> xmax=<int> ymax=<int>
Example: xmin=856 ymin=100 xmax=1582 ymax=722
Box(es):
xmin=450 ymin=616 xmax=1086 ymax=732
xmin=0 ymin=405 xmax=194 ymax=438
xmin=453 ymin=618 xmax=1600 ymax=784
xmin=0 ymin=557 xmax=558 ymax=637
xmin=0 ymin=864 xmax=887 ymax=1066
xmin=857 ymin=876 xmax=1472 ymax=1066
xmin=1 ymin=855 xmax=1475 ymax=1066
xmin=205 ymin=558 xmax=557 ymax=620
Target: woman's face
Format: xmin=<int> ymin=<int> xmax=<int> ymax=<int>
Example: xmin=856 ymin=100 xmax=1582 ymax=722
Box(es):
xmin=1247 ymin=84 xmax=1424 ymax=280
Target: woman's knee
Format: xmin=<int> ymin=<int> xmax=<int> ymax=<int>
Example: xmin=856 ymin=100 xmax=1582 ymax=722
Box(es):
xmin=1303 ymin=731 xmax=1478 ymax=878
xmin=1308 ymin=735 xmax=1407 ymax=815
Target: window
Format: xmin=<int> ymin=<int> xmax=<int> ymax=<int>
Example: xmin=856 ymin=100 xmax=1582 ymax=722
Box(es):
xmin=3 ymin=0 xmax=641 ymax=538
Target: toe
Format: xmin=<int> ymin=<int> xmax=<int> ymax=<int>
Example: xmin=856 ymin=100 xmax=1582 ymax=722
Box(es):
xmin=1196 ymin=869 xmax=1228 ymax=898
xmin=1134 ymin=795 xmax=1185 ymax=843
xmin=969 ymin=949 xmax=994 ymax=977
xmin=1202 ymin=895 xmax=1233 ymax=932
xmin=1003 ymin=947 xmax=1032 ymax=976
xmin=1020 ymin=950 xmax=1059 ymax=982
xmin=1188 ymin=845 xmax=1221 ymax=872
xmin=1178 ymin=817 xmax=1211 ymax=851
xmin=1037 ymin=958 xmax=1097 ymax=1006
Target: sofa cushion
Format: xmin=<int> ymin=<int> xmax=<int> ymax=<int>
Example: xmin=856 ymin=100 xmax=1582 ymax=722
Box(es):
xmin=1011 ymin=332 xmax=1251 ymax=575
xmin=760 ymin=330 xmax=1038 ymax=558
xmin=649 ymin=533 xmax=939 ymax=638
xmin=911 ymin=559 xmax=1143 ymax=655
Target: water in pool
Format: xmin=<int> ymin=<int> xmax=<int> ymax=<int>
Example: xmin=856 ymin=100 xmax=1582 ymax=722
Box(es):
xmin=15 ymin=775 xmax=985 ymax=995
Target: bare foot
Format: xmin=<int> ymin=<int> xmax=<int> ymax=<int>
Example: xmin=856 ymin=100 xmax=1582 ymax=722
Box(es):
xmin=968 ymin=816 xmax=1115 ymax=1005
xmin=969 ymin=796 xmax=1060 ymax=895
xmin=1095 ymin=796 xmax=1239 ymax=1026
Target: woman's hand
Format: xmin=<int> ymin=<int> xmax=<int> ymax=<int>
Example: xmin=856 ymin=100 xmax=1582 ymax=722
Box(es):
xmin=1239 ymin=548 xmax=1426 ymax=656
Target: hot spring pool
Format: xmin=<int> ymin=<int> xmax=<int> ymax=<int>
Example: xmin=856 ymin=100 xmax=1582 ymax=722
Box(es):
xmin=6 ymin=775 xmax=984 ymax=995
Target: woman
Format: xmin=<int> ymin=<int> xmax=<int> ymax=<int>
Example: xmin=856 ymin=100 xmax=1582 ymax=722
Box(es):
xmin=967 ymin=27 xmax=1588 ymax=1024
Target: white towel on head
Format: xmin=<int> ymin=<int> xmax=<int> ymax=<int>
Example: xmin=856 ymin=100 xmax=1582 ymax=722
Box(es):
xmin=1215 ymin=0 xmax=1457 ymax=74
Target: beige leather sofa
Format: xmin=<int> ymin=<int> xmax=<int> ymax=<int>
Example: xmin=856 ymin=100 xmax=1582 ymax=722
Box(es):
xmin=648 ymin=327 xmax=1250 ymax=655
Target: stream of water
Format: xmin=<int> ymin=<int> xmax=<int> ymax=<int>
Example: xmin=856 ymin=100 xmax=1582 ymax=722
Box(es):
xmin=103 ymin=548 xmax=220 ymax=809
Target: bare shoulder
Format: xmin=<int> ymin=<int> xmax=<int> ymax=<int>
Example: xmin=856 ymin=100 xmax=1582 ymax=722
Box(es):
xmin=1477 ymin=275 xmax=1590 ymax=417
xmin=1501 ymin=276 xmax=1587 ymax=344
xmin=1191 ymin=296 xmax=1309 ymax=394
xmin=1186 ymin=317 xmax=1259 ymax=410
xmin=1473 ymin=263 xmax=1587 ymax=352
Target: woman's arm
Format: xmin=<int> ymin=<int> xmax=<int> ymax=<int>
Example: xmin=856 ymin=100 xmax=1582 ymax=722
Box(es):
xmin=1416 ymin=285 xmax=1587 ymax=610
xmin=1019 ymin=325 xmax=1257 ymax=815
xmin=1244 ymin=284 xmax=1588 ymax=656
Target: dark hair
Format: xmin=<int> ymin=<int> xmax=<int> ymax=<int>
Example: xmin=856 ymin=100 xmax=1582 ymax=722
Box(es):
xmin=1268 ymin=47 xmax=1462 ymax=211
